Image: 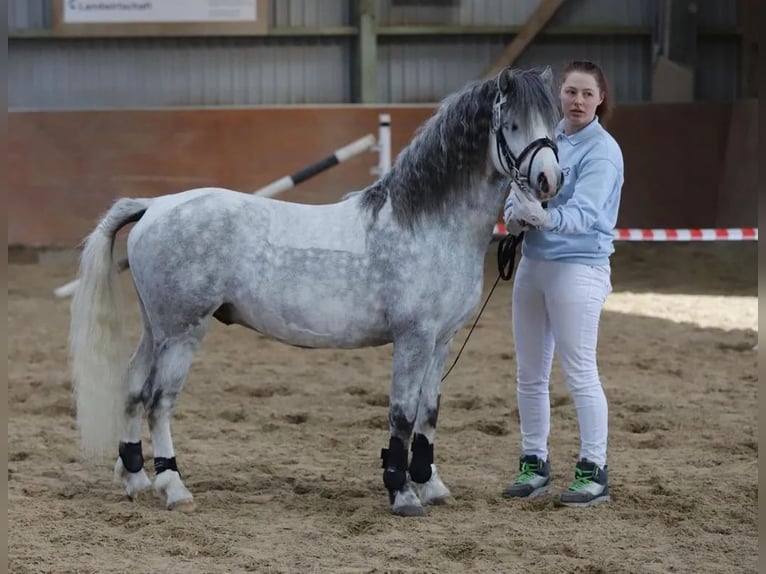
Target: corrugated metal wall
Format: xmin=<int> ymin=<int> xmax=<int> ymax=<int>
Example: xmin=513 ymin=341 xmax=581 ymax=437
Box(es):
xmin=272 ymin=0 xmax=350 ymax=27
xmin=376 ymin=0 xmax=736 ymax=27
xmin=8 ymin=0 xmax=742 ymax=109
xmin=9 ymin=37 xmax=352 ymax=109
xmin=379 ymin=36 xmax=649 ymax=103
xmin=10 ymin=0 xmax=737 ymax=31
xmin=377 ymin=0 xmax=658 ymax=26
xmin=694 ymin=0 xmax=738 ymax=27
xmin=8 ymin=0 xmax=51 ymax=29
xmin=7 ymin=0 xmax=353 ymax=29
xmin=696 ymin=38 xmax=740 ymax=103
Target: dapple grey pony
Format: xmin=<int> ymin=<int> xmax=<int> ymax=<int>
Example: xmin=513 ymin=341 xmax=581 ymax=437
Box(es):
xmin=69 ymin=66 xmax=562 ymax=517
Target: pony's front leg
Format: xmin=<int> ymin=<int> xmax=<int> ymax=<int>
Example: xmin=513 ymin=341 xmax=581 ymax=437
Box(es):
xmin=411 ymin=339 xmax=453 ymax=505
xmin=382 ymin=332 xmax=436 ymax=517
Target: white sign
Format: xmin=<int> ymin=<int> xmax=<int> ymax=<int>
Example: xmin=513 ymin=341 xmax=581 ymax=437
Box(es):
xmin=63 ymin=1 xmax=257 ymax=24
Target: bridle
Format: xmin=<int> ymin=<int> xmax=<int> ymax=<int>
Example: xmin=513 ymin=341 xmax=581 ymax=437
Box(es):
xmin=491 ymin=89 xmax=558 ymax=191
xmin=443 ymin=76 xmax=561 ymax=384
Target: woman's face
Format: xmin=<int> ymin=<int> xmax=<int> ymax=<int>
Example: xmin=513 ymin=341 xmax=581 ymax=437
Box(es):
xmin=560 ymin=71 xmax=603 ymax=132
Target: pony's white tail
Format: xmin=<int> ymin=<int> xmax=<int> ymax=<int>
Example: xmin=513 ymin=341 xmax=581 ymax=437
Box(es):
xmin=69 ymin=198 xmax=151 ymax=461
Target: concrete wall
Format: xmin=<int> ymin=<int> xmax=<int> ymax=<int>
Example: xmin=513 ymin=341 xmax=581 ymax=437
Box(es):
xmin=8 ymin=101 xmax=756 ymax=247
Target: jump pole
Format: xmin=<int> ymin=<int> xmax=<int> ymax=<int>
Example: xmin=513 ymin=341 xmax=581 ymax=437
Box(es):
xmin=254 ymin=133 xmax=377 ymax=198
xmin=370 ymin=114 xmax=392 ymax=176
xmin=53 ymin=120 xmax=388 ymax=298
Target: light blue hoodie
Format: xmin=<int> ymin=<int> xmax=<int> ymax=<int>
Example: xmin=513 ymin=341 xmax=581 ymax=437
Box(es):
xmin=510 ymin=117 xmax=624 ymax=266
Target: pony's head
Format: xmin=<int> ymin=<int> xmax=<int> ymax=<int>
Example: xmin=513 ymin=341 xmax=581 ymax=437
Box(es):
xmin=490 ymin=67 xmax=562 ymax=201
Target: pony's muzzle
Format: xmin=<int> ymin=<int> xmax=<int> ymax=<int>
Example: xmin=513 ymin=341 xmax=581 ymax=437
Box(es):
xmin=535 ymin=168 xmax=561 ymax=200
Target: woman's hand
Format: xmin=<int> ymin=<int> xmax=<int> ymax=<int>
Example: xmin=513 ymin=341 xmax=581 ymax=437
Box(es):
xmin=503 ymin=187 xmax=529 ymax=236
xmin=509 ymin=186 xmax=550 ymax=228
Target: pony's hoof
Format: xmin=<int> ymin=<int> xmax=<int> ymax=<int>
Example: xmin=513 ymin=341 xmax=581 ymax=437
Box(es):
xmin=168 ymin=499 xmax=196 ymax=513
xmin=114 ymin=458 xmax=152 ymax=500
xmin=424 ymin=494 xmax=449 ymax=505
xmin=413 ymin=465 xmax=451 ymax=505
xmin=391 ymin=486 xmax=426 ymax=517
xmin=154 ymin=469 xmax=195 ymax=512
xmin=392 ymin=503 xmax=427 ymax=517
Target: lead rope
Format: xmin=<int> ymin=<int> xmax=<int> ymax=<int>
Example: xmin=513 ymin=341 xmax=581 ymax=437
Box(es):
xmin=440 ymin=231 xmax=524 ymax=382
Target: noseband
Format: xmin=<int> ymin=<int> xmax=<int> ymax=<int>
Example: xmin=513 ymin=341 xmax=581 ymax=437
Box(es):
xmin=492 ymin=91 xmax=558 ymax=190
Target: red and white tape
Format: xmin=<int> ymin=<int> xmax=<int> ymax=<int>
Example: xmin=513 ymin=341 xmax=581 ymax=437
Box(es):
xmin=493 ymin=223 xmax=758 ymax=241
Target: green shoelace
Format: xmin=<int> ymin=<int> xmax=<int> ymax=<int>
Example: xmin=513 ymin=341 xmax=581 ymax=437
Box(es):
xmin=514 ymin=461 xmax=543 ymax=484
xmin=567 ymin=468 xmax=597 ymax=491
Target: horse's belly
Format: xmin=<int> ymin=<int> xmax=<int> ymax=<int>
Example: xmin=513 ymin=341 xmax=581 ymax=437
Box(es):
xmin=229 ymin=291 xmax=390 ymax=349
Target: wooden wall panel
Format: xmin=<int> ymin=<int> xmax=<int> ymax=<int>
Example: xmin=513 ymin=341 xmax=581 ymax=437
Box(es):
xmin=8 ymin=102 xmax=754 ymax=247
xmin=715 ymin=99 xmax=758 ymax=227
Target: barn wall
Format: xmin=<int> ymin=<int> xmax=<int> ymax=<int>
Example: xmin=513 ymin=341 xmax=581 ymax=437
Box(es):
xmin=8 ymin=102 xmax=756 ymax=247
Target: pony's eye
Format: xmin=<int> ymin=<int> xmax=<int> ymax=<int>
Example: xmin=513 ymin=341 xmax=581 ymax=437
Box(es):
xmin=511 ymin=123 xmax=519 ymax=131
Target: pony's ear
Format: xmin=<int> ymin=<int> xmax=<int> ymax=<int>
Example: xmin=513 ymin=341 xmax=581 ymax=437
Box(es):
xmin=539 ymin=66 xmax=554 ymax=86
xmin=498 ymin=67 xmax=515 ymax=93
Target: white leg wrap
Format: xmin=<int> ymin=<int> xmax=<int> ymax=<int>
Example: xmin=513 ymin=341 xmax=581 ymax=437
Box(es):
xmin=154 ymin=469 xmax=193 ymax=510
xmin=113 ymin=458 xmax=152 ymax=499
xmin=413 ymin=464 xmax=451 ymax=505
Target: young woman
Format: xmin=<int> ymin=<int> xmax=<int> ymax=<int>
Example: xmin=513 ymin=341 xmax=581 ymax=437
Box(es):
xmin=502 ymin=60 xmax=624 ymax=507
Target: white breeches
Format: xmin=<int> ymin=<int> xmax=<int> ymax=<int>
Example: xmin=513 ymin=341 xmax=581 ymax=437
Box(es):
xmin=511 ymin=255 xmax=612 ymax=467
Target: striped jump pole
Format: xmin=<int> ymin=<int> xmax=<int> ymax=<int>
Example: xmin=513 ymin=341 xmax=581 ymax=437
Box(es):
xmin=255 ymin=113 xmax=391 ymax=199
xmin=254 ymin=133 xmax=377 ymax=198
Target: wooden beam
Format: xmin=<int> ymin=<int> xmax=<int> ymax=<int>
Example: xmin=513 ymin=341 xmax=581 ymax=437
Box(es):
xmin=8 ymin=26 xmax=358 ymax=39
xmin=482 ymin=0 xmax=567 ymax=78
xmin=665 ymin=0 xmax=697 ymax=68
xmin=8 ymin=24 xmax=743 ymax=41
xmin=357 ymin=0 xmax=378 ymax=104
xmin=739 ymin=0 xmax=758 ymax=98
xmin=377 ymin=24 xmax=652 ymax=36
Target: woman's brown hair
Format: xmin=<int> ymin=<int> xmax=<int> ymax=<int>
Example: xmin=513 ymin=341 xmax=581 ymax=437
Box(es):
xmin=561 ymin=60 xmax=614 ymax=126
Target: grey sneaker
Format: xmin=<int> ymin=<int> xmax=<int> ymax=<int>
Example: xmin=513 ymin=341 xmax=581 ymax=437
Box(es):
xmin=559 ymin=458 xmax=610 ymax=507
xmin=502 ymin=455 xmax=551 ymax=499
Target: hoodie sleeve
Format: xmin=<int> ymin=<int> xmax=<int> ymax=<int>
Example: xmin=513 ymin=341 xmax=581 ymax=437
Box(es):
xmin=541 ymin=157 xmax=620 ymax=234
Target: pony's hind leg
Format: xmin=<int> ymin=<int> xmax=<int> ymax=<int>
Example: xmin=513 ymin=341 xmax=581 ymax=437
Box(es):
xmin=114 ymin=327 xmax=154 ymax=499
xmin=411 ymin=339 xmax=453 ymax=505
xmin=145 ymin=325 xmax=207 ymax=512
